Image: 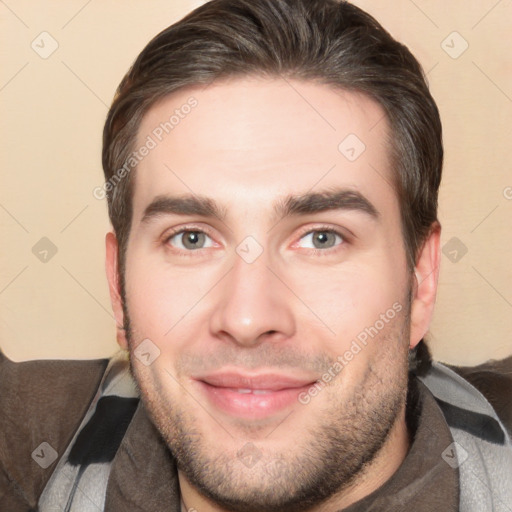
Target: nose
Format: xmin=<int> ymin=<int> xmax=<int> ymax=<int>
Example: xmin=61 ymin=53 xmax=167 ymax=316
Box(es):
xmin=209 ymin=248 xmax=296 ymax=347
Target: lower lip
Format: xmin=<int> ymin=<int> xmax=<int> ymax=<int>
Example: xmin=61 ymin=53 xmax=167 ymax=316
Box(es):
xmin=196 ymin=381 xmax=313 ymax=419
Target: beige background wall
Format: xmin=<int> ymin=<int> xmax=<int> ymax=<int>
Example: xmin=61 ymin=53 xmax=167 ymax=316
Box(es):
xmin=0 ymin=0 xmax=511 ymax=365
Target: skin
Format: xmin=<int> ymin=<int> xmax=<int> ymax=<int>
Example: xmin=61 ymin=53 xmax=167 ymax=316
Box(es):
xmin=106 ymin=76 xmax=441 ymax=511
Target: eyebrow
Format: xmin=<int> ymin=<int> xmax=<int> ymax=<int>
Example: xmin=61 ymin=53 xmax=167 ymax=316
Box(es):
xmin=140 ymin=188 xmax=379 ymax=226
xmin=141 ymin=195 xmax=226 ymax=224
xmin=276 ymin=189 xmax=379 ymax=221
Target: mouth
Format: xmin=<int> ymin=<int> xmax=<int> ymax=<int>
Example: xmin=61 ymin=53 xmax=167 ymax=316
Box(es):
xmin=193 ymin=371 xmax=317 ymax=419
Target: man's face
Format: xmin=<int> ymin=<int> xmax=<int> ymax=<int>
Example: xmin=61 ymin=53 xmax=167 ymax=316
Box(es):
xmin=114 ymin=77 xmax=416 ymax=511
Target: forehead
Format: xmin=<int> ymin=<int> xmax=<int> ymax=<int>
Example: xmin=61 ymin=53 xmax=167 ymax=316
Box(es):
xmin=132 ymin=77 xmax=397 ymax=222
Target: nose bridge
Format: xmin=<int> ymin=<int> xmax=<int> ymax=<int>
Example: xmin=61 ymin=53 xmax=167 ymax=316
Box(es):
xmin=209 ymin=246 xmax=295 ymax=346
xmin=230 ymin=251 xmax=273 ymax=309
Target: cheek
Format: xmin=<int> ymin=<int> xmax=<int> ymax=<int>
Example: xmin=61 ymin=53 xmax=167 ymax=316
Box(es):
xmin=124 ymin=260 xmax=180 ymax=341
xmin=288 ymin=259 xmax=409 ymax=373
xmin=124 ymin=256 xmax=220 ymax=350
xmin=293 ymin=261 xmax=405 ymax=327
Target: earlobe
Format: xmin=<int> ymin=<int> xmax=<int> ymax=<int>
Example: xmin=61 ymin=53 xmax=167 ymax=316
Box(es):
xmin=409 ymin=222 xmax=441 ymax=349
xmin=105 ymin=232 xmax=129 ymax=350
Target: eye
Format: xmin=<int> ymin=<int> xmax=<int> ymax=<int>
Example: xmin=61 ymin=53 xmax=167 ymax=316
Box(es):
xmin=167 ymin=230 xmax=214 ymax=250
xmin=297 ymin=229 xmax=344 ymax=250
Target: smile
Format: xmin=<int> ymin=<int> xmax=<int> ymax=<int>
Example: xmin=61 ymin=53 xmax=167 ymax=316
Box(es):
xmin=193 ymin=371 xmax=317 ymax=419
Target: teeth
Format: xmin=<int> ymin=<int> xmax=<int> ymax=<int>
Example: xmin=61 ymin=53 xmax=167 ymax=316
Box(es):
xmin=234 ymin=388 xmax=272 ymax=395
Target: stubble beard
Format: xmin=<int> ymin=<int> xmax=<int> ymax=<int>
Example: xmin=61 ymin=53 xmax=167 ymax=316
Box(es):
xmin=121 ymin=288 xmax=411 ymax=511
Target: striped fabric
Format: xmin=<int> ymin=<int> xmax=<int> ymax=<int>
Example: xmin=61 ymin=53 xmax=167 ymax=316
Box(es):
xmin=38 ymin=352 xmax=139 ymax=512
xmin=37 ymin=353 xmax=512 ymax=511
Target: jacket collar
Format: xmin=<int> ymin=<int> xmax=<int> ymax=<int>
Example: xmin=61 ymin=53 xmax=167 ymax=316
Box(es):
xmin=105 ymin=400 xmax=181 ymax=511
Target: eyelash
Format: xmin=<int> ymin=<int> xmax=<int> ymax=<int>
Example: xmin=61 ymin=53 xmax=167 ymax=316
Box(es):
xmin=162 ymin=224 xmax=348 ymax=257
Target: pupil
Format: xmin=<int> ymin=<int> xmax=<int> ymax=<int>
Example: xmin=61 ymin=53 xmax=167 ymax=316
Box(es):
xmin=314 ymin=231 xmax=333 ymax=248
xmin=184 ymin=232 xmax=204 ymax=249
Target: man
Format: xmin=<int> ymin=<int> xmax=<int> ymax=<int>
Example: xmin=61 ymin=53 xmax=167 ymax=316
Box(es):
xmin=1 ymin=0 xmax=511 ymax=511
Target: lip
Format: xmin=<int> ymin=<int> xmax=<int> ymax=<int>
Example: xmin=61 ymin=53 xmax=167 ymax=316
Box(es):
xmin=193 ymin=371 xmax=317 ymax=419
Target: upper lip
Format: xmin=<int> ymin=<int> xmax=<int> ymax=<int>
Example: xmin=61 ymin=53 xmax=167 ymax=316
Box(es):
xmin=195 ymin=371 xmax=317 ymax=391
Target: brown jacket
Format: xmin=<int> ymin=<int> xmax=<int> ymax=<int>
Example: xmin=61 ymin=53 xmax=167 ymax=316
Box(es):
xmin=1 ymin=350 xmax=511 ymax=511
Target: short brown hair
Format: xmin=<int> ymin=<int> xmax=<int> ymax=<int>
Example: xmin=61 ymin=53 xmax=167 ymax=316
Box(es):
xmin=102 ymin=0 xmax=442 ymax=368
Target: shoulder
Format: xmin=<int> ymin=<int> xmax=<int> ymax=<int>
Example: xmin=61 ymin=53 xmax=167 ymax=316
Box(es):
xmin=0 ymin=349 xmax=109 ymax=509
xmin=0 ymin=348 xmax=108 ymax=407
xmin=447 ymin=355 xmax=512 ymax=436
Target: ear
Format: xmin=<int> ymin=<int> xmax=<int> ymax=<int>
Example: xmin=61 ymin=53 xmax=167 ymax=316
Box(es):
xmin=105 ymin=232 xmax=128 ymax=350
xmin=409 ymin=222 xmax=441 ymax=349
